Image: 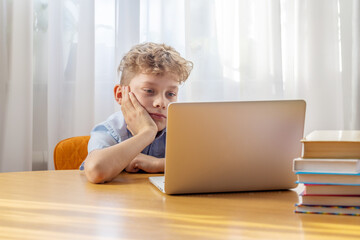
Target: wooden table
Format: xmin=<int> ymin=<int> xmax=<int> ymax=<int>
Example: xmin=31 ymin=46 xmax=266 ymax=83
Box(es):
xmin=0 ymin=170 xmax=359 ymax=240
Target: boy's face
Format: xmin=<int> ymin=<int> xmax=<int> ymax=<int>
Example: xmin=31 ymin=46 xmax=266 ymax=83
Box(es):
xmin=116 ymin=73 xmax=180 ymax=132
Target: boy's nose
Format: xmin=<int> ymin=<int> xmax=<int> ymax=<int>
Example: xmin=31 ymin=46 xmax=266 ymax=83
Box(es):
xmin=154 ymin=95 xmax=167 ymax=109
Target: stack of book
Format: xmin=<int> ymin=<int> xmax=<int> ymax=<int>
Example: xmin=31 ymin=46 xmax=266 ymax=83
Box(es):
xmin=293 ymin=130 xmax=360 ymax=216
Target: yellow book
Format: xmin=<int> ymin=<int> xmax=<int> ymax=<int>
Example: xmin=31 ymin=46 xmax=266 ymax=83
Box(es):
xmin=301 ymin=130 xmax=360 ymax=158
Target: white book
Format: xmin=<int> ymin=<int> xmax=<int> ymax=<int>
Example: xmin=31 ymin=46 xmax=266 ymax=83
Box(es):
xmin=304 ymin=184 xmax=360 ymax=195
xmin=293 ymin=158 xmax=360 ymax=173
xmin=296 ymin=172 xmax=360 ymax=185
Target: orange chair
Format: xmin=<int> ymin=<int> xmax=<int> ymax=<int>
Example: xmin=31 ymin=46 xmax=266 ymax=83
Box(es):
xmin=54 ymin=136 xmax=90 ymax=170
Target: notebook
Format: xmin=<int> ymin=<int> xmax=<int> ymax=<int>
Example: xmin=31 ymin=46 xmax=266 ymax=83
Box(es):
xmin=149 ymin=100 xmax=306 ymax=194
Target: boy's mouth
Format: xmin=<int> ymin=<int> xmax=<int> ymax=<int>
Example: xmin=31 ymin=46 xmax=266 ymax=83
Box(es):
xmin=149 ymin=113 xmax=167 ymax=120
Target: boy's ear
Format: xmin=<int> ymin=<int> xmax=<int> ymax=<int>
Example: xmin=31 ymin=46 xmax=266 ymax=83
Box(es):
xmin=114 ymin=84 xmax=122 ymax=105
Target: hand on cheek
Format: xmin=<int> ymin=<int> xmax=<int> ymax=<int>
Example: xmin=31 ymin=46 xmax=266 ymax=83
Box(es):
xmin=121 ymin=86 xmax=157 ymax=137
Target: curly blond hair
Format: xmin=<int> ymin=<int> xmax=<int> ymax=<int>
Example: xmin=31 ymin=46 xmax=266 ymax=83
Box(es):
xmin=117 ymin=42 xmax=193 ymax=85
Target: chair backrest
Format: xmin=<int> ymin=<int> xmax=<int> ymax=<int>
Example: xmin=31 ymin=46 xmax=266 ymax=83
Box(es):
xmin=54 ymin=136 xmax=90 ymax=170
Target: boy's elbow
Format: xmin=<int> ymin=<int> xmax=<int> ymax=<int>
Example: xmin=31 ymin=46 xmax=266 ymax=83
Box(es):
xmin=84 ymin=157 xmax=108 ymax=184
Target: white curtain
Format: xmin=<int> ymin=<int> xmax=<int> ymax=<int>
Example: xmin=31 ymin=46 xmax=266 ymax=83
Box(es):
xmin=117 ymin=0 xmax=360 ymax=132
xmin=46 ymin=0 xmax=96 ymax=170
xmin=0 ymin=0 xmax=33 ymax=172
xmin=0 ymin=0 xmax=359 ymax=172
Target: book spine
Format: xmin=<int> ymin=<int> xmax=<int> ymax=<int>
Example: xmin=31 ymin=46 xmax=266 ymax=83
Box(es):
xmin=302 ymin=142 xmax=360 ymax=158
xmin=296 ymin=204 xmax=360 ymax=209
xmin=295 ymin=210 xmax=360 ymax=216
xmin=293 ymin=158 xmax=360 ymax=173
xmin=301 ymin=193 xmax=360 ymax=197
xmin=295 ymin=172 xmax=360 ymax=185
xmin=295 ymin=204 xmax=360 ymax=216
xmin=296 ymin=181 xmax=360 ymax=186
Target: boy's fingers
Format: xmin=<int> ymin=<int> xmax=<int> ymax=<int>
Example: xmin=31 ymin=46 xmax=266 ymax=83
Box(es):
xmin=122 ymin=86 xmax=134 ymax=110
xmin=125 ymin=159 xmax=140 ymax=172
xmin=123 ymin=86 xmax=129 ymax=102
xmin=128 ymin=92 xmax=143 ymax=110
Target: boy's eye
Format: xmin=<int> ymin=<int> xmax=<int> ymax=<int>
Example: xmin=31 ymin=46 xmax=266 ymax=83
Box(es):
xmin=143 ymin=88 xmax=154 ymax=94
xmin=167 ymin=92 xmax=177 ymax=97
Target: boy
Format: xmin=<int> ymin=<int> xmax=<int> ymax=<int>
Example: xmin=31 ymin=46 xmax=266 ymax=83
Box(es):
xmin=82 ymin=42 xmax=193 ymax=184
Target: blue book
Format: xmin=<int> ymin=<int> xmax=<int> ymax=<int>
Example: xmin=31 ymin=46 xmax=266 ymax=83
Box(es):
xmin=296 ymin=172 xmax=360 ymax=186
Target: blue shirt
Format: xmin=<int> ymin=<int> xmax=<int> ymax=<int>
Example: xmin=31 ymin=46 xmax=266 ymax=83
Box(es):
xmin=79 ymin=111 xmax=166 ymax=170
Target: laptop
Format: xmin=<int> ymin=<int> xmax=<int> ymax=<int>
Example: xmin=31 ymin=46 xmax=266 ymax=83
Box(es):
xmin=149 ymin=100 xmax=306 ymax=194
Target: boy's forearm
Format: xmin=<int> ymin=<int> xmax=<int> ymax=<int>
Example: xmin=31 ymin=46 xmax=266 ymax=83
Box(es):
xmin=84 ymin=129 xmax=156 ymax=183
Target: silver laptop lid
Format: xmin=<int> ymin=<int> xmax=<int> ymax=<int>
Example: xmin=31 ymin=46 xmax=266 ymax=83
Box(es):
xmin=164 ymin=100 xmax=306 ymax=194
